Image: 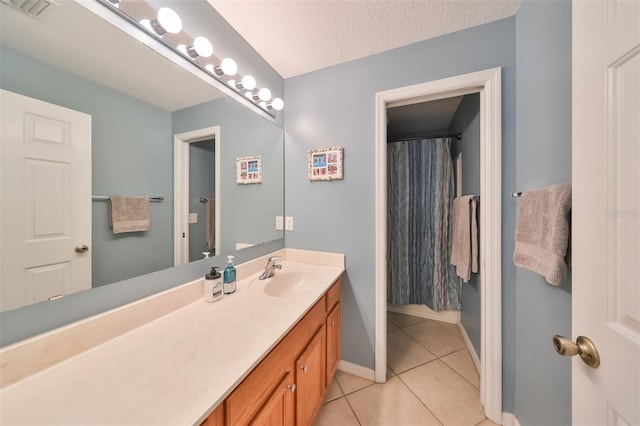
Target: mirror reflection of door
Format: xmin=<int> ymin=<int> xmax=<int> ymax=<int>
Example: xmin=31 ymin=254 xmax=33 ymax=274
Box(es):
xmin=188 ymin=139 xmax=215 ymax=262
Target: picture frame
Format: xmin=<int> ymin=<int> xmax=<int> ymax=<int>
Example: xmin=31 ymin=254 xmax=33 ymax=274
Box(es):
xmin=236 ymin=155 xmax=262 ymax=184
xmin=307 ymin=147 xmax=343 ymax=181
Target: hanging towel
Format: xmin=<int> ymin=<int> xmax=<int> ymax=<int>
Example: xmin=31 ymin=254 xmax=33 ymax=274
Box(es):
xmin=450 ymin=195 xmax=478 ymax=282
xmin=513 ymin=184 xmax=571 ymax=285
xmin=108 ymin=196 xmax=150 ymax=234
xmin=205 ymin=197 xmax=215 ymax=250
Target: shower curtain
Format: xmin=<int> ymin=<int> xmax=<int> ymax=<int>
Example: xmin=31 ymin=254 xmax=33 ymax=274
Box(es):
xmin=387 ymin=137 xmax=461 ymax=311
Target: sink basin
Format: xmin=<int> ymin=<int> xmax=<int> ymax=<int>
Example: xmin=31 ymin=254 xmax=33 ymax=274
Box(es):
xmin=261 ymin=270 xmax=317 ymax=297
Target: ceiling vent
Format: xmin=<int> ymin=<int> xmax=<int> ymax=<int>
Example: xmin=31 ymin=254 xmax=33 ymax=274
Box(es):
xmin=1 ymin=0 xmax=57 ymax=17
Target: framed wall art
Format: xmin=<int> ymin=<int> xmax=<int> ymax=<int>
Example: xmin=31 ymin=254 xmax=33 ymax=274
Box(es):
xmin=236 ymin=155 xmax=262 ymax=184
xmin=307 ymin=147 xmax=343 ymax=181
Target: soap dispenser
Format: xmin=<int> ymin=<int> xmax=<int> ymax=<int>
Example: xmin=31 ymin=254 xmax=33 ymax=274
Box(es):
xmin=223 ymin=255 xmax=237 ymax=294
xmin=204 ymin=266 xmax=223 ymax=302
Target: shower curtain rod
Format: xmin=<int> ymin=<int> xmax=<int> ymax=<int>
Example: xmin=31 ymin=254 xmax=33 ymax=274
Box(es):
xmin=387 ymin=132 xmax=461 ymax=143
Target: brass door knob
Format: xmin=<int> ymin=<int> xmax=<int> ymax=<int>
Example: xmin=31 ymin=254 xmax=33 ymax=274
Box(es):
xmin=552 ymin=335 xmax=600 ymax=368
xmin=74 ymin=245 xmax=89 ymax=254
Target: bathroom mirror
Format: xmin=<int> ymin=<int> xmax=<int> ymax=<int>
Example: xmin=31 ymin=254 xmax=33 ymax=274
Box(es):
xmin=0 ymin=0 xmax=284 ymax=314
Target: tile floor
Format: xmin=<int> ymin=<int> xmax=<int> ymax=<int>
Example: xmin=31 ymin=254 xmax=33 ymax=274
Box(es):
xmin=315 ymin=312 xmax=499 ymax=426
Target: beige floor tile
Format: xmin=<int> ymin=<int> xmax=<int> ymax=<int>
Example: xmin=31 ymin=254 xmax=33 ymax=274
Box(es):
xmin=387 ymin=329 xmax=437 ymax=373
xmin=441 ymin=349 xmax=480 ymax=388
xmin=346 ymin=376 xmax=441 ymax=426
xmin=475 ymin=418 xmax=500 ymax=426
xmin=324 ymin=378 xmax=344 ymax=403
xmin=315 ymin=397 xmax=360 ymax=426
xmin=334 ymin=370 xmax=374 ymax=394
xmin=386 ymin=365 xmax=396 ymax=379
xmin=402 ymin=319 xmax=466 ymax=357
xmin=387 ymin=319 xmax=399 ymax=332
xmin=400 ymin=360 xmax=485 ymax=426
xmin=387 ymin=311 xmax=426 ymax=328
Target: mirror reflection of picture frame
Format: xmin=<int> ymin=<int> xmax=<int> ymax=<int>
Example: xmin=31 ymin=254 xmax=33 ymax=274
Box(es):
xmin=308 ymin=147 xmax=343 ymax=181
xmin=236 ymin=155 xmax=262 ymax=184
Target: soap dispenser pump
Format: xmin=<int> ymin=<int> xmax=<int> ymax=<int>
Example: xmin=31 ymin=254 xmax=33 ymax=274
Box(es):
xmin=223 ymin=255 xmax=237 ymax=294
xmin=204 ymin=266 xmax=223 ymax=302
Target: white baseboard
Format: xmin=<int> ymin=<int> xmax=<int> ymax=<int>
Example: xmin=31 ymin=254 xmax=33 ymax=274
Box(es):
xmin=337 ymin=360 xmax=376 ymax=382
xmin=501 ymin=412 xmax=520 ymax=426
xmin=387 ymin=304 xmax=460 ymax=324
xmin=457 ymin=322 xmax=480 ymax=372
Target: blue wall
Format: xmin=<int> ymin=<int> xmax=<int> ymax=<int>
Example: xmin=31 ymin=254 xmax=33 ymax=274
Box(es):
xmin=514 ymin=1 xmax=572 ymax=424
xmin=450 ymin=94 xmax=482 ymax=356
xmin=284 ymin=16 xmax=518 ymax=412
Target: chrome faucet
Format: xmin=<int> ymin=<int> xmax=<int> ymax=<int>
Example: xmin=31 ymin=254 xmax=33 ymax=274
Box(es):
xmin=259 ymin=256 xmax=282 ymax=280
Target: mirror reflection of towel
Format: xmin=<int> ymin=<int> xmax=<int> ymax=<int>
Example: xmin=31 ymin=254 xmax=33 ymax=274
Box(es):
xmin=108 ymin=196 xmax=150 ymax=234
xmin=206 ymin=197 xmax=215 ymax=250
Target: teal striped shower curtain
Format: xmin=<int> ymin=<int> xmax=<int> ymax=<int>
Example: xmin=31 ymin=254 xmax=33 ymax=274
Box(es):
xmin=387 ymin=138 xmax=461 ymax=311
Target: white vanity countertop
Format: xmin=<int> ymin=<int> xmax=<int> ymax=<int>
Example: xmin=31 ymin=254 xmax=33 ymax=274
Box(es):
xmin=0 ymin=259 xmax=344 ymax=425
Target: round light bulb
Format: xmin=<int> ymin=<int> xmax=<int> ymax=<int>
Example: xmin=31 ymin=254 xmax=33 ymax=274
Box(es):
xmin=258 ymin=88 xmax=272 ymax=102
xmin=241 ymin=75 xmax=256 ymax=90
xmin=156 ymin=7 xmax=182 ymax=34
xmin=191 ymin=36 xmax=213 ymax=58
xmin=219 ymin=58 xmax=238 ymax=76
xmin=271 ymin=98 xmax=284 ymax=111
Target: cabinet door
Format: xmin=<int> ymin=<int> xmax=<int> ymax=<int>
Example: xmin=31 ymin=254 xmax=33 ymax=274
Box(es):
xmin=295 ymin=325 xmax=326 ymax=426
xmin=250 ymin=371 xmax=295 ymax=426
xmin=326 ymin=301 xmax=341 ymax=386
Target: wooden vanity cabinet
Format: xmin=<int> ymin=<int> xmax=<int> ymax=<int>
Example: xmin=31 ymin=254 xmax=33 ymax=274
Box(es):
xmin=204 ymin=277 xmax=342 ymax=426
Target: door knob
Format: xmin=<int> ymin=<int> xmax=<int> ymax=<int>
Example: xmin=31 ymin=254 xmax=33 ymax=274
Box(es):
xmin=74 ymin=245 xmax=89 ymax=254
xmin=552 ymin=335 xmax=600 ymax=368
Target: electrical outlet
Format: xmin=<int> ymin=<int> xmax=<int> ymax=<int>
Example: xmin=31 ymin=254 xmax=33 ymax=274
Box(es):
xmin=188 ymin=213 xmax=198 ymax=224
xmin=276 ymin=216 xmax=284 ymax=230
xmin=285 ymin=216 xmax=294 ymax=231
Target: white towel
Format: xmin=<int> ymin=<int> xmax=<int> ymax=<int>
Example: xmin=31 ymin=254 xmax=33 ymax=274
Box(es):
xmin=450 ymin=195 xmax=478 ymax=282
xmin=205 ymin=197 xmax=215 ymax=250
xmin=513 ymin=184 xmax=571 ymax=285
xmin=108 ymin=196 xmax=150 ymax=234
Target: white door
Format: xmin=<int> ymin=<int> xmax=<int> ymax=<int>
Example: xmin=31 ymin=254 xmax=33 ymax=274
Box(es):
xmin=1 ymin=90 xmax=92 ymax=312
xmin=572 ymin=1 xmax=639 ymax=425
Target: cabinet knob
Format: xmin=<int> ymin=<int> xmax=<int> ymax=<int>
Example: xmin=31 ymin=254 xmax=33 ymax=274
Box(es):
xmin=330 ymin=320 xmax=336 ymax=326
xmin=288 ymin=383 xmax=296 ymax=393
xmin=300 ymin=365 xmax=308 ymax=373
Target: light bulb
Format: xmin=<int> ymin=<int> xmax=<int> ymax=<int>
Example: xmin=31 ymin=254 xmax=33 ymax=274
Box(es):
xmin=219 ymin=58 xmax=238 ymax=76
xmin=187 ymin=36 xmax=213 ymax=58
xmin=156 ymin=7 xmax=182 ymax=34
xmin=271 ymin=98 xmax=284 ymax=111
xmin=241 ymin=75 xmax=256 ymax=90
xmin=258 ymin=88 xmax=272 ymax=102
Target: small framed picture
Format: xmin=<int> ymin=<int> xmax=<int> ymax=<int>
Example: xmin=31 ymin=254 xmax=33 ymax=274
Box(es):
xmin=236 ymin=155 xmax=262 ymax=184
xmin=308 ymin=147 xmax=343 ymax=181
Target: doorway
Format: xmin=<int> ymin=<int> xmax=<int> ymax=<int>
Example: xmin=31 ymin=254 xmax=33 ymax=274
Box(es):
xmin=173 ymin=126 xmax=221 ymax=265
xmin=374 ymin=68 xmax=503 ymax=422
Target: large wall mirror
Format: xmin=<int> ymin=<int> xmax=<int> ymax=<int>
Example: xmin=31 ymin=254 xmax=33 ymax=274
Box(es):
xmin=0 ymin=0 xmax=284 ymax=344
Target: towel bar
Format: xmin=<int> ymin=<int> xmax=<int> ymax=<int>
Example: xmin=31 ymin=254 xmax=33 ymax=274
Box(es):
xmin=512 ymin=192 xmax=522 ymax=198
xmin=92 ymin=195 xmax=164 ymax=202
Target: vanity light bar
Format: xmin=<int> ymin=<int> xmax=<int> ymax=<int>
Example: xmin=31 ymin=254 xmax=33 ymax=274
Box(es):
xmin=101 ymin=0 xmax=283 ymax=115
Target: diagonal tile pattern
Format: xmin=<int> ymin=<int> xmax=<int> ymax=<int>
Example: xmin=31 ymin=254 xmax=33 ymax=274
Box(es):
xmin=315 ymin=313 xmax=498 ymax=426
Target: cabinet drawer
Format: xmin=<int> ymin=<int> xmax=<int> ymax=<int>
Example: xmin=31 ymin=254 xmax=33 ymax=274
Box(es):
xmin=325 ymin=278 xmax=342 ymax=312
xmin=224 ymin=301 xmax=325 ymax=425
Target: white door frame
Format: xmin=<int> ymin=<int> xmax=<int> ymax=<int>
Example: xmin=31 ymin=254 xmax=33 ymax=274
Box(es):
xmin=173 ymin=126 xmax=221 ymax=265
xmin=374 ymin=68 xmax=502 ymax=422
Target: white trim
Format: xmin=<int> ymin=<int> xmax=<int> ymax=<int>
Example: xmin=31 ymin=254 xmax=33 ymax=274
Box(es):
xmin=388 ymin=304 xmax=460 ymax=324
xmin=173 ymin=126 xmax=221 ymax=265
xmin=337 ymin=360 xmax=375 ymax=381
xmin=502 ymin=412 xmax=521 ymax=426
xmin=374 ymin=68 xmax=502 ymax=423
xmin=458 ymin=322 xmax=481 ymax=372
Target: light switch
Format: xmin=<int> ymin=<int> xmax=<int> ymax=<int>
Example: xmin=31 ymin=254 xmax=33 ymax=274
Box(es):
xmin=276 ymin=216 xmax=284 ymax=230
xmin=285 ymin=216 xmax=294 ymax=231
xmin=188 ymin=213 xmax=198 ymax=224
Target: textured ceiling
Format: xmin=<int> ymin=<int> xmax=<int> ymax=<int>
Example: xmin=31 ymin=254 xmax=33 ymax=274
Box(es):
xmin=208 ymin=0 xmax=522 ymax=78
